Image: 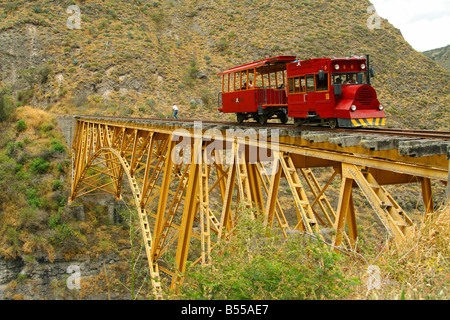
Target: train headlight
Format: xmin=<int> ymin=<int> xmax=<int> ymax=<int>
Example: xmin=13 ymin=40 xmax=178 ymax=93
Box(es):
xmin=361 ymin=64 xmax=366 ymax=70
xmin=334 ymin=64 xmax=340 ymax=70
xmin=351 ymin=105 xmax=357 ymax=111
xmin=379 ymin=106 xmax=384 ymax=111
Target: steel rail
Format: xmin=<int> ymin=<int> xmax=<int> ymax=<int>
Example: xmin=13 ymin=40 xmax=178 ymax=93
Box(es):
xmin=72 ymin=115 xmax=450 ymax=141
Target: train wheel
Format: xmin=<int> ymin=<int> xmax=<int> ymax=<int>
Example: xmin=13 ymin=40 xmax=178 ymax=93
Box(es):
xmin=257 ymin=115 xmax=268 ymax=125
xmin=278 ymin=112 xmax=288 ymax=124
xmin=328 ymin=118 xmax=338 ymax=129
xmin=236 ymin=113 xmax=245 ymax=124
xmin=294 ymin=118 xmax=303 ymax=127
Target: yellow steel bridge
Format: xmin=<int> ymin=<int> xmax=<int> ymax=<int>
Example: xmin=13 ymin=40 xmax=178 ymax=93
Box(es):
xmin=67 ymin=116 xmax=449 ymax=299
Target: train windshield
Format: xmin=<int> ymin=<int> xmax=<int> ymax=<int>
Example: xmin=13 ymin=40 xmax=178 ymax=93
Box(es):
xmin=332 ymin=72 xmax=368 ymax=85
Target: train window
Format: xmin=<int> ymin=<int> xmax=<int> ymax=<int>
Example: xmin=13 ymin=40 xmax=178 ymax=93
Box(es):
xmin=239 ymin=71 xmax=248 ymax=90
xmin=238 ymin=71 xmax=244 ymax=90
xmin=269 ymin=73 xmax=276 ymax=87
xmin=276 ymin=71 xmax=285 ymax=89
xmin=288 ymin=78 xmax=294 ymax=94
xmin=238 ymin=73 xmax=241 ymax=91
xmin=316 ymin=73 xmax=329 ymax=91
xmin=244 ymin=70 xmax=250 ymax=89
xmin=263 ymin=73 xmax=270 ymax=88
xmin=255 ymin=72 xmax=263 ymax=88
xmin=306 ymin=75 xmax=315 ymax=92
xmin=288 ymin=76 xmax=306 ymax=94
xmin=242 ymin=70 xmax=248 ymax=89
xmin=358 ymin=72 xmax=368 ymax=84
xmin=294 ymin=77 xmax=300 ymax=93
xmin=249 ymin=69 xmax=255 ymax=88
xmin=222 ymin=75 xmax=227 ymax=93
xmin=332 ymin=73 xmax=368 ymax=85
xmin=332 ymin=74 xmax=343 ymax=85
xmin=344 ymin=73 xmax=357 ymax=84
xmin=233 ymin=72 xmax=242 ymax=91
xmin=300 ymin=77 xmax=306 ymax=93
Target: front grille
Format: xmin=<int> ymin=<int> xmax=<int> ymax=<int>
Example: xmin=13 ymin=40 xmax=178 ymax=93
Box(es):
xmin=357 ymin=87 xmax=374 ymax=105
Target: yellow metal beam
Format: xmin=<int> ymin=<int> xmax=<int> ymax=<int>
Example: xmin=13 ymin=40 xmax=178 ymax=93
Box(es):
xmin=300 ymin=168 xmax=336 ymax=227
xmin=217 ymin=145 xmax=237 ymax=240
xmin=152 ymin=139 xmax=174 ymax=258
xmin=172 ymin=138 xmax=202 ymax=290
xmin=263 ymin=153 xmax=283 ymax=229
xmin=421 ymin=177 xmax=434 ymax=216
xmin=333 ymin=171 xmax=354 ymax=249
xmin=279 ymin=153 xmax=321 ymax=235
xmin=199 ymin=155 xmax=212 ymax=265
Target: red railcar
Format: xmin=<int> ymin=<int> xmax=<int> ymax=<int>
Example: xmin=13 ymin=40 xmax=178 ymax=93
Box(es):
xmin=217 ymin=55 xmax=385 ymax=128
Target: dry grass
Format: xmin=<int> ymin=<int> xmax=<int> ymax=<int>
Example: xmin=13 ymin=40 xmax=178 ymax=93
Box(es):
xmin=346 ymin=205 xmax=450 ymax=300
xmin=15 ymin=106 xmax=55 ymax=130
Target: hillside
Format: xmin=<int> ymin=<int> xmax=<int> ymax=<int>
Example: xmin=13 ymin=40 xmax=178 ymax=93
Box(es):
xmin=0 ymin=0 xmax=449 ymax=129
xmin=423 ymin=45 xmax=450 ymax=72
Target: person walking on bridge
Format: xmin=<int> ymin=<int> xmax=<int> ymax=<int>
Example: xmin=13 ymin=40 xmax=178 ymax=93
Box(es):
xmin=172 ymin=103 xmax=179 ymax=119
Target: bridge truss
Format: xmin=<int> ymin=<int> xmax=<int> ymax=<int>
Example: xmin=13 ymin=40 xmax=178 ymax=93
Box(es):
xmin=69 ymin=117 xmax=449 ymax=298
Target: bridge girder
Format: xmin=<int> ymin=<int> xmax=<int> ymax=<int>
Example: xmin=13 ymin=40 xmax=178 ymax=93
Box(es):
xmin=69 ymin=117 xmax=448 ymax=298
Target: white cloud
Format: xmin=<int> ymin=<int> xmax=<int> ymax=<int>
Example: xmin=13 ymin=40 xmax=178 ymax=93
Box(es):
xmin=369 ymin=0 xmax=450 ymax=51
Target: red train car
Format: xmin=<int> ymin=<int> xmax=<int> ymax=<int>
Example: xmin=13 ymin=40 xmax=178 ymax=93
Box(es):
xmin=217 ymin=55 xmax=385 ymax=128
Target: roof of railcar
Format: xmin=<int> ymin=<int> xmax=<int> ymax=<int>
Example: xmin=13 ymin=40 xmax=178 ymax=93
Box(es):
xmin=217 ymin=56 xmax=297 ymax=76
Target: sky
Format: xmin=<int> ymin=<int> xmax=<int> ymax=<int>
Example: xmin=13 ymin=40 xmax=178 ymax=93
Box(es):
xmin=369 ymin=0 xmax=450 ymax=52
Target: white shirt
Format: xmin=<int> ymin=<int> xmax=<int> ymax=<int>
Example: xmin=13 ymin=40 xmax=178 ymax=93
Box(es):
xmin=173 ymin=104 xmax=178 ymax=111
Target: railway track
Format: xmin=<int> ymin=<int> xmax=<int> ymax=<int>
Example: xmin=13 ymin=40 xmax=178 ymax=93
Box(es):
xmin=74 ymin=115 xmax=450 ymax=141
xmin=291 ymin=125 xmax=450 ymax=140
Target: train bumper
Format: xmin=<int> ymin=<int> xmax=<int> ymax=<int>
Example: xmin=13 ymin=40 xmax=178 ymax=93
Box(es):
xmin=338 ymin=117 xmax=386 ymax=128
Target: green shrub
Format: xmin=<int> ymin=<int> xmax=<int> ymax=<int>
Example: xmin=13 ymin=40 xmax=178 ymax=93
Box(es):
xmin=38 ymin=123 xmax=54 ymax=133
xmin=180 ymin=209 xmax=356 ymax=300
xmin=182 ymin=59 xmax=199 ymax=87
xmin=29 ymin=158 xmax=50 ymax=174
xmin=33 ymin=5 xmax=48 ymax=14
xmin=17 ymin=89 xmax=34 ymax=104
xmin=56 ymin=163 xmax=64 ymax=173
xmin=48 ymin=213 xmax=61 ymax=229
xmin=52 ymin=179 xmax=63 ymax=191
xmin=216 ymin=37 xmax=229 ymax=52
xmin=149 ymin=10 xmax=165 ymax=26
xmin=50 ymin=139 xmax=65 ymax=154
xmin=26 ymin=188 xmax=42 ymax=208
xmin=6 ymin=141 xmax=23 ymax=158
xmin=16 ymin=119 xmax=27 ymax=132
xmin=50 ymin=223 xmax=75 ymax=245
